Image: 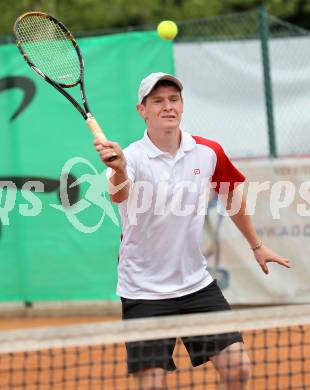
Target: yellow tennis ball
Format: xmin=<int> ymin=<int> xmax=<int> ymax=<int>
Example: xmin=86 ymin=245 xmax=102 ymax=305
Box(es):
xmin=157 ymin=20 xmax=178 ymax=40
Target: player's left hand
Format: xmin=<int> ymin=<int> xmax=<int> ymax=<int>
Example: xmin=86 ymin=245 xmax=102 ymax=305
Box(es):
xmin=254 ymin=245 xmax=291 ymax=274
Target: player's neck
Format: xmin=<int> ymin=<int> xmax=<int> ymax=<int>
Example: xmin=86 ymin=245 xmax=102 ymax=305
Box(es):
xmin=147 ymin=127 xmax=181 ymax=156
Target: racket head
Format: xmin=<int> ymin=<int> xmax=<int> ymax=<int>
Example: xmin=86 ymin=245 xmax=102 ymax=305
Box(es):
xmin=14 ymin=12 xmax=83 ymax=88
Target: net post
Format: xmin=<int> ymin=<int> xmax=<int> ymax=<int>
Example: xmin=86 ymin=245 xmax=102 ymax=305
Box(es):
xmin=258 ymin=5 xmax=277 ymax=158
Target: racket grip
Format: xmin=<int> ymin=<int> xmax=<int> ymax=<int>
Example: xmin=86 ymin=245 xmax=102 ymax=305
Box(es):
xmin=86 ymin=116 xmax=118 ymax=162
xmin=86 ymin=116 xmax=107 ymax=141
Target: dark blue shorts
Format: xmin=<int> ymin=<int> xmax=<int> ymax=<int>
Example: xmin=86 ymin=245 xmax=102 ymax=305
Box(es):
xmin=121 ymin=280 xmax=243 ymax=373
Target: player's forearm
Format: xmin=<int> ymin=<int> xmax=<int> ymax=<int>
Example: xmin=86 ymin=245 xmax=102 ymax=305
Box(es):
xmin=228 ymin=192 xmax=261 ymax=248
xmin=108 ymin=168 xmax=131 ymax=203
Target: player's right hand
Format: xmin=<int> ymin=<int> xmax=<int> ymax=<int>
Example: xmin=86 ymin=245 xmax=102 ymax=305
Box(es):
xmin=93 ymin=138 xmax=126 ymax=171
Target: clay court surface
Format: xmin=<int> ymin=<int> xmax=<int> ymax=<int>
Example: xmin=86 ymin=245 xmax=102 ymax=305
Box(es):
xmin=0 ymin=316 xmax=309 ymax=389
xmin=0 ymin=316 xmax=120 ymax=331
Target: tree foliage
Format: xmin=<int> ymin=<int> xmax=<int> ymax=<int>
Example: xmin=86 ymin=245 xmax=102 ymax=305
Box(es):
xmin=1 ymin=0 xmax=309 ymax=40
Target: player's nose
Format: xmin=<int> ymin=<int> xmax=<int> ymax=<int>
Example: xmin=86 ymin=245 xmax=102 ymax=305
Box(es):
xmin=162 ymin=99 xmax=172 ymax=110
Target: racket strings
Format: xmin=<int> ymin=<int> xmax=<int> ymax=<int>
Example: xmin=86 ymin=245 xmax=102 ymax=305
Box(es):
xmin=17 ymin=15 xmax=81 ymax=85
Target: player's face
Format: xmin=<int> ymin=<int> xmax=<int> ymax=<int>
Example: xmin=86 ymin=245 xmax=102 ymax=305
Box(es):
xmin=137 ymin=85 xmax=183 ymax=132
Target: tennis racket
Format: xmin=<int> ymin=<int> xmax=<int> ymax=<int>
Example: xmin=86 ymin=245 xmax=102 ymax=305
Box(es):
xmin=14 ymin=11 xmax=117 ymax=162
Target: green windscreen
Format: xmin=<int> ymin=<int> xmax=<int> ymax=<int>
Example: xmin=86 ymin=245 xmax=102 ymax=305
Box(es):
xmin=0 ymin=31 xmax=174 ymax=301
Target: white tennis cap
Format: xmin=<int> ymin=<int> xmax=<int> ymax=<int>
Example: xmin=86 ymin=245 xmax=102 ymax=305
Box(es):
xmin=138 ymin=72 xmax=183 ymax=104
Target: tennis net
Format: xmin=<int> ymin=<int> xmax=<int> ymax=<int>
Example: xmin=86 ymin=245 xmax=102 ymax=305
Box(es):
xmin=0 ymin=304 xmax=309 ymax=389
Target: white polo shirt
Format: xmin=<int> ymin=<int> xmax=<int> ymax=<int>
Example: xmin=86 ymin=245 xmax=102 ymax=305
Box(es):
xmin=114 ymin=130 xmax=245 ymax=299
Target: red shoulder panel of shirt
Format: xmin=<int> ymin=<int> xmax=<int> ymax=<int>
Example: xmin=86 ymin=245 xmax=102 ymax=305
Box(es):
xmin=192 ymin=135 xmax=223 ymax=155
xmin=191 ymin=135 xmax=246 ymax=193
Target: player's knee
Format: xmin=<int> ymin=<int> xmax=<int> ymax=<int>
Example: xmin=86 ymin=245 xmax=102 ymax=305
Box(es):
xmin=136 ymin=380 xmax=165 ymax=390
xmin=222 ymin=360 xmax=252 ymax=384
xmin=134 ymin=368 xmax=165 ymax=390
xmin=139 ymin=386 xmax=164 ymax=390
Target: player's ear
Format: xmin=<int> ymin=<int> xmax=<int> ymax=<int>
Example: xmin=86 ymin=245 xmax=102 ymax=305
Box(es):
xmin=136 ymin=103 xmax=146 ymax=119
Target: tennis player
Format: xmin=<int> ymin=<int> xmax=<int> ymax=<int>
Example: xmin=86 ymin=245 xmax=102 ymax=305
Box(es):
xmin=94 ymin=72 xmax=290 ymax=390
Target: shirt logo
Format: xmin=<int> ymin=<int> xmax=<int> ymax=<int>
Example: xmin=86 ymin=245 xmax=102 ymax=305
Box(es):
xmin=193 ymin=168 xmax=200 ymax=175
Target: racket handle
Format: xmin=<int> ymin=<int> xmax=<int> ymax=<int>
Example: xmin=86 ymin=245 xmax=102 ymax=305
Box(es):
xmin=86 ymin=116 xmax=107 ymax=140
xmin=86 ymin=116 xmax=118 ymax=162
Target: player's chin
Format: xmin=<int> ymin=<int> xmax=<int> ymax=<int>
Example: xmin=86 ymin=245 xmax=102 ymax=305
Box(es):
xmin=161 ymin=118 xmax=179 ymax=129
